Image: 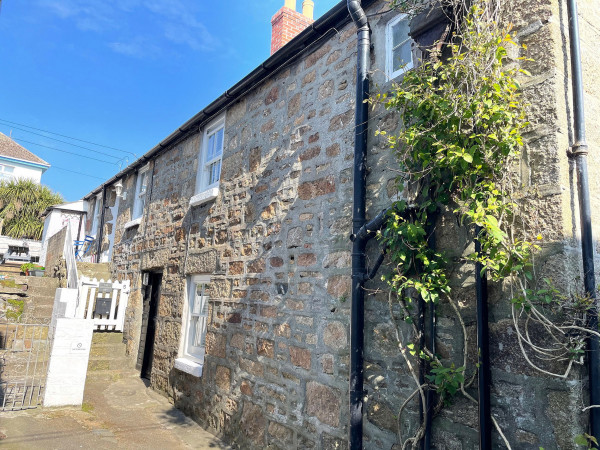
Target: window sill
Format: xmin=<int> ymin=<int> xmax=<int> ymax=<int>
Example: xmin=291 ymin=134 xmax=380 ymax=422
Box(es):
xmin=174 ymin=357 xmax=203 ymax=377
xmin=189 ymin=187 xmax=219 ymax=207
xmin=124 ymin=217 xmax=142 ymax=229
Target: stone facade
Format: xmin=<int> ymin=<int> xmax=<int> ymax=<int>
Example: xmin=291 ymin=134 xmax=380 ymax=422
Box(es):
xmin=89 ymin=0 xmax=600 ymax=448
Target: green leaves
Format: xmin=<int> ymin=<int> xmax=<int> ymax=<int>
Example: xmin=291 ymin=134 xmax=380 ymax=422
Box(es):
xmin=0 ymin=179 xmax=63 ymax=240
xmin=426 ymin=363 xmax=465 ymax=405
xmin=574 ymin=433 xmax=598 ymax=448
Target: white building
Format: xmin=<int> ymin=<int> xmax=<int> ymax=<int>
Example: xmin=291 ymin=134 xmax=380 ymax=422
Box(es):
xmin=0 ymin=132 xmax=50 ymax=184
xmin=39 ymin=200 xmax=87 ymax=266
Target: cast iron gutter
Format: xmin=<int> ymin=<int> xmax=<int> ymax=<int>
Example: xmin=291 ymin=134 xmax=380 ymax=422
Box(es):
xmin=348 ymin=0 xmax=370 ymax=447
xmin=84 ymin=0 xmax=378 ymax=200
xmin=566 ymin=0 xmax=600 ymax=441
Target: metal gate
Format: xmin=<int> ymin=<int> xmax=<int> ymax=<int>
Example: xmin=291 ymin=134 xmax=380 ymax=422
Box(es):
xmin=0 ymin=320 xmax=50 ymax=411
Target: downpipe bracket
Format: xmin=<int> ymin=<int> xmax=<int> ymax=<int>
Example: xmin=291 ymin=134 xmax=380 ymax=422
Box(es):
xmin=567 ymin=144 xmax=589 ymax=157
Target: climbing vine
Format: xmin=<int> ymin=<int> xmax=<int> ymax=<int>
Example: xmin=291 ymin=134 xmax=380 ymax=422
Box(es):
xmin=374 ymin=0 xmax=598 ymax=447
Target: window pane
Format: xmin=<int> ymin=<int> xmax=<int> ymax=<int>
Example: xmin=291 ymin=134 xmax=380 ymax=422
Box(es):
xmin=188 ymin=281 xmax=209 ymax=352
xmin=392 ymin=19 xmax=410 ymax=47
xmin=193 ymin=284 xmax=208 ymax=315
xmin=189 ymin=316 xmax=198 ymax=347
xmin=393 ymin=41 xmax=412 ymax=72
xmin=209 ymin=160 xmax=221 ymax=185
xmin=214 ymin=128 xmax=224 ymax=157
xmin=207 ymin=134 xmax=216 ymax=161
xmin=194 ymin=315 xmax=207 ymax=347
xmin=3 ymin=165 xmax=14 ymax=173
xmin=139 ymin=172 xmax=147 ymax=194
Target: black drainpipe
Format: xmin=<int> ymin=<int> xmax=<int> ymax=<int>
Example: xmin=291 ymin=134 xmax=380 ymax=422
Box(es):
xmin=475 ymin=226 xmax=491 ymax=448
xmin=348 ymin=0 xmax=370 ymax=448
xmin=566 ymin=0 xmax=599 ymax=441
xmin=96 ymin=184 xmax=108 ymax=261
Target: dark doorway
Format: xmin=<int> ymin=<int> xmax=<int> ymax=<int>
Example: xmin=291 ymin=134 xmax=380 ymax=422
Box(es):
xmin=137 ymin=271 xmax=162 ymax=380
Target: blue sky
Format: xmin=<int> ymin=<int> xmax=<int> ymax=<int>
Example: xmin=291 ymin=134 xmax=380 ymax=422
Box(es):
xmin=0 ymin=0 xmax=341 ymax=201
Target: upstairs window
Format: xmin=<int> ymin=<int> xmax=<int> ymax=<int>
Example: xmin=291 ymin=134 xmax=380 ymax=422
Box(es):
xmin=386 ymin=14 xmax=413 ymax=79
xmin=0 ymin=164 xmax=15 ymax=180
xmin=190 ymin=116 xmax=225 ymax=207
xmin=133 ymin=166 xmax=149 ymax=220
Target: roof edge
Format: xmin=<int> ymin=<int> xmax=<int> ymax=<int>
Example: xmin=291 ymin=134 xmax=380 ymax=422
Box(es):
xmin=0 ymin=154 xmax=51 ymax=169
xmin=84 ymin=0 xmax=377 ymax=199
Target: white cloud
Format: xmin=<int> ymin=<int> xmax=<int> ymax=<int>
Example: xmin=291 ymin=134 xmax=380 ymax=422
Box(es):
xmin=38 ymin=0 xmax=219 ymax=57
xmin=108 ymin=39 xmax=160 ymax=59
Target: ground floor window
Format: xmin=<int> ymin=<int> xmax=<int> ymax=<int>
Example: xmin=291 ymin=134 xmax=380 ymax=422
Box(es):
xmin=175 ymin=275 xmax=210 ymax=377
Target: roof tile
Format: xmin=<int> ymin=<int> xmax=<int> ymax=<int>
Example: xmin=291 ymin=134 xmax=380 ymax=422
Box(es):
xmin=0 ymin=132 xmax=50 ymax=166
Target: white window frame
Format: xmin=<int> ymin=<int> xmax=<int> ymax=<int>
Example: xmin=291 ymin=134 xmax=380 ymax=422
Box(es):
xmin=132 ymin=165 xmax=150 ymax=220
xmin=189 ymin=115 xmax=225 ymax=207
xmin=0 ymin=164 xmax=15 ymax=181
xmin=91 ymin=194 xmax=102 ymax=237
xmin=175 ymin=275 xmax=211 ymax=377
xmin=386 ymin=14 xmax=414 ymax=80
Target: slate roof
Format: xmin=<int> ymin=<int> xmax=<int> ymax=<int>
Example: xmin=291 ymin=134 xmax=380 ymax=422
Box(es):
xmin=0 ymin=132 xmax=50 ymax=166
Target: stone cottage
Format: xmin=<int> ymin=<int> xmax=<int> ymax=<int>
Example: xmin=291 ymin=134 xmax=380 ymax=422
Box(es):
xmin=76 ymin=0 xmax=600 ymax=448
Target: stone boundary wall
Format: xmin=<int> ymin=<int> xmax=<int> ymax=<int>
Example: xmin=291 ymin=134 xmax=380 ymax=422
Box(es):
xmin=45 ymin=226 xmax=67 ymax=286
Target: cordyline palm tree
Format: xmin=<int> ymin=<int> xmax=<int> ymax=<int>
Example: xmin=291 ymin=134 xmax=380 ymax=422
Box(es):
xmin=0 ymin=179 xmax=63 ymax=240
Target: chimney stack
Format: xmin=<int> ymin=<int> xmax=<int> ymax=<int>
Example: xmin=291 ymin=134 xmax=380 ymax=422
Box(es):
xmin=302 ymin=0 xmax=314 ymax=20
xmin=271 ymin=0 xmax=315 ymax=55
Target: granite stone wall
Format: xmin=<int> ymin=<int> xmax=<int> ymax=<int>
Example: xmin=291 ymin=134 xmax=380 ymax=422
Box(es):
xmin=107 ymin=0 xmax=600 ymax=448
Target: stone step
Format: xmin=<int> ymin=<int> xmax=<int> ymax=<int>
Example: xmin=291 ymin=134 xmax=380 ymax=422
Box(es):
xmin=89 ymin=345 xmax=128 ymax=359
xmin=92 ymin=332 xmax=125 ymax=345
xmin=0 ymin=265 xmax=23 ymax=275
xmin=27 ymin=297 xmax=56 ymax=307
xmin=87 ymin=357 xmax=131 ymax=371
xmin=11 ymin=276 xmax=60 ymax=289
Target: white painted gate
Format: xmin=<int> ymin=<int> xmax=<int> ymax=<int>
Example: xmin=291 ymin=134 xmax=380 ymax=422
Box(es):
xmin=76 ymin=277 xmax=130 ymax=331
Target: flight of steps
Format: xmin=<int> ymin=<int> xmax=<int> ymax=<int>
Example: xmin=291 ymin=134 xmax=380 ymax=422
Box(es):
xmin=75 ymin=264 xmax=137 ymax=380
xmin=1 ymin=276 xmax=60 ymax=324
xmin=0 ymin=263 xmax=23 ymax=275
xmin=86 ymin=331 xmax=137 ymax=380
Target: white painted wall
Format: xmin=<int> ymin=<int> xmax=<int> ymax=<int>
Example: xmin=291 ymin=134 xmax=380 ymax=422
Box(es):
xmin=0 ymin=236 xmax=41 ymax=257
xmin=44 ymin=288 xmax=93 ymax=408
xmin=0 ymin=159 xmax=46 ymax=183
xmin=44 ymin=317 xmax=94 ymax=407
xmin=40 ymin=201 xmax=87 ymax=266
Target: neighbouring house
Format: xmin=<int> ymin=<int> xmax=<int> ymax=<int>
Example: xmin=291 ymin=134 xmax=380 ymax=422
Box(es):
xmin=39 ymin=200 xmax=87 ymax=266
xmin=0 ymin=132 xmax=51 ymax=265
xmin=75 ymin=0 xmax=600 ymax=448
xmin=0 ymin=132 xmax=50 ymax=184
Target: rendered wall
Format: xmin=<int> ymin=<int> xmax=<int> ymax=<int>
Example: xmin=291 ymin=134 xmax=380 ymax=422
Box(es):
xmin=0 ymin=158 xmax=45 ymax=183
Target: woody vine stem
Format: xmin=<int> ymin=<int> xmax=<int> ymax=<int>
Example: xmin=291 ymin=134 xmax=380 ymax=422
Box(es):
xmin=372 ymin=0 xmax=598 ymax=447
